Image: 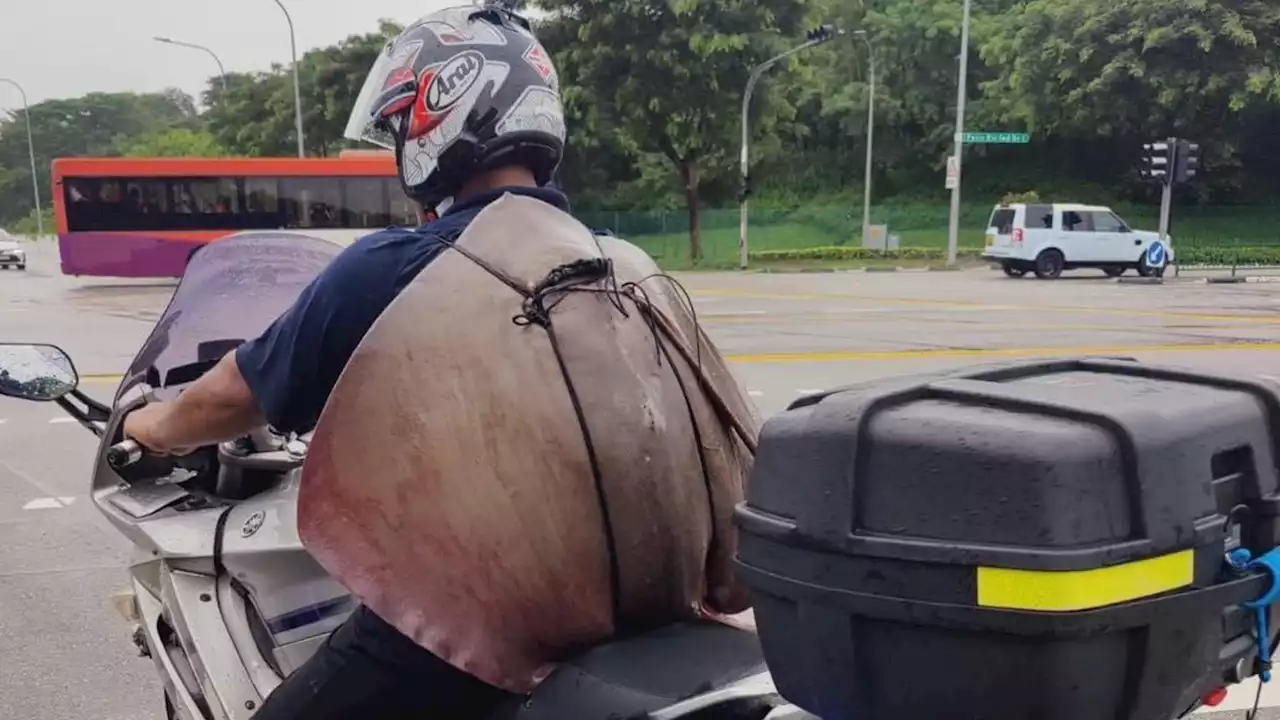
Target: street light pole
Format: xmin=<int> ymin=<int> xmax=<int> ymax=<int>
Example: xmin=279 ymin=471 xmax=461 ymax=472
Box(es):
xmin=154 ymin=37 xmax=228 ymax=93
xmin=855 ymin=30 xmax=876 ymax=251
xmin=0 ymin=78 xmax=43 ymax=237
xmin=946 ymin=0 xmax=973 ymax=265
xmin=740 ymin=26 xmax=845 ymax=270
xmin=272 ymin=0 xmax=306 ymax=157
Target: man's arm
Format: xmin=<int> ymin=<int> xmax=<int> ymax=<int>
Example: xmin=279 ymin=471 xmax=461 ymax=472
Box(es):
xmin=124 ymin=231 xmax=418 ymax=454
xmin=123 ymin=352 xmax=263 ymax=454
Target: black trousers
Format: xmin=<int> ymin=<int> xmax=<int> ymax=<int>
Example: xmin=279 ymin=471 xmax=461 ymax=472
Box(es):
xmin=254 ymin=604 xmax=514 ymax=719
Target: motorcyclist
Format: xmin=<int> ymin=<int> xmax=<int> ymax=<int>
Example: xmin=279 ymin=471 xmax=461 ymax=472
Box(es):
xmin=122 ymin=5 xmax=586 ymax=717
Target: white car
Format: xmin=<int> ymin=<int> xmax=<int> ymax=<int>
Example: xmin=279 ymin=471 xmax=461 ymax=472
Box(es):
xmin=0 ymin=231 xmax=26 ymax=271
xmin=981 ymin=202 xmax=1170 ymax=279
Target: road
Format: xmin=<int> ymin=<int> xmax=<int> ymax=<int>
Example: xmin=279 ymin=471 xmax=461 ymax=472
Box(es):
xmin=4 ymin=240 xmax=1280 ymax=719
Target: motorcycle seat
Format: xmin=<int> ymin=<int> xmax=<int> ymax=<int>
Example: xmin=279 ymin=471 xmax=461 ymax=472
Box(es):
xmin=492 ymin=620 xmax=768 ymax=720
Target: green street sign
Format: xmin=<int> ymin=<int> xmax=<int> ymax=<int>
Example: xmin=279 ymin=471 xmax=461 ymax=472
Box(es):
xmin=964 ymin=132 xmax=1030 ymax=144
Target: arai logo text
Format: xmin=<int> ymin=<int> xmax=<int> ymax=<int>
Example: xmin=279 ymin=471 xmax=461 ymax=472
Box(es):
xmin=426 ymin=51 xmax=485 ymax=112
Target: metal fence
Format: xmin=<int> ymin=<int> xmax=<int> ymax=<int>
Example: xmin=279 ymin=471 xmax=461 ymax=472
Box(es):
xmin=576 ymin=203 xmax=1280 ymax=265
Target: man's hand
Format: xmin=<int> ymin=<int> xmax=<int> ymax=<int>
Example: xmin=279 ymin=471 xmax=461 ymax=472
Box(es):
xmin=122 ymin=402 xmax=198 ymax=456
xmin=119 ymin=353 xmax=267 ymax=457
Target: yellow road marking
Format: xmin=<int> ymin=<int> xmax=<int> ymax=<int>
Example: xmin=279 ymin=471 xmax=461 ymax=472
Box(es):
xmin=724 ymin=341 xmax=1280 ymax=364
xmin=690 ymin=289 xmax=1280 ymax=325
xmin=701 ymin=314 xmax=1262 ymax=332
xmin=81 ymin=374 xmax=123 ymax=383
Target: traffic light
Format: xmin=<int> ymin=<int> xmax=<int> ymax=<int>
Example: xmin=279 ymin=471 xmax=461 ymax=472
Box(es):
xmin=1175 ymin=140 xmax=1201 ymax=183
xmin=806 ymin=25 xmax=841 ymax=43
xmin=1139 ymin=141 xmax=1171 ymax=185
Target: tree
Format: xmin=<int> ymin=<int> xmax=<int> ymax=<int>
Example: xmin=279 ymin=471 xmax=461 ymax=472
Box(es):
xmin=202 ymin=70 xmax=298 ymax=157
xmin=5 ymin=2 xmax=1280 ymax=232
xmin=297 ymin=25 xmax=401 ymax=156
xmin=534 ymin=0 xmax=809 ymax=262
xmin=977 ymin=0 xmax=1280 ymax=196
xmin=0 ymin=90 xmax=200 ymax=227
xmin=116 ymin=128 xmax=229 ymax=157
xmin=203 ymin=21 xmax=401 ymax=158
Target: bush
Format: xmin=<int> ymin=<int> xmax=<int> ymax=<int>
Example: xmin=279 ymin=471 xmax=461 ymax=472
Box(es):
xmin=750 ymin=246 xmax=982 ymax=262
xmin=1177 ymin=246 xmax=1280 ymax=266
xmin=1001 ymin=191 xmax=1042 ymax=204
xmin=749 ymin=244 xmax=1280 ymax=267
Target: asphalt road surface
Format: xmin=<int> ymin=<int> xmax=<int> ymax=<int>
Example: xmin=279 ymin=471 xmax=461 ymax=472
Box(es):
xmin=5 ymin=241 xmax=1280 ymax=719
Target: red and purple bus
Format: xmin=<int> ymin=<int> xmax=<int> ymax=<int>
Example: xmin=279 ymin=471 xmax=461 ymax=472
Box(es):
xmin=52 ymin=155 xmax=417 ymax=278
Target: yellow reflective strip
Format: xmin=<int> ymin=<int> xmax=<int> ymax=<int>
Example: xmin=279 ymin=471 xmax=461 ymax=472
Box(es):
xmin=976 ymin=549 xmax=1195 ymax=612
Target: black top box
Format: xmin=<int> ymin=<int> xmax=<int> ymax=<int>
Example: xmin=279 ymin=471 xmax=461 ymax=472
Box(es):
xmin=737 ymin=358 xmax=1280 ymax=720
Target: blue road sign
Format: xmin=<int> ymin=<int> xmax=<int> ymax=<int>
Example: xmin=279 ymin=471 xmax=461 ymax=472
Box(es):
xmin=1146 ymin=241 xmax=1167 ymax=267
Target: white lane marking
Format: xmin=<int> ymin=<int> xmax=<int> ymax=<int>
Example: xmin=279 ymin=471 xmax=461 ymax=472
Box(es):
xmin=48 ymin=417 xmax=77 ymax=424
xmin=797 ymin=389 xmax=825 ymax=395
xmin=22 ymin=496 xmax=76 ymax=510
xmin=0 ymin=419 xmax=7 ymax=425
xmin=748 ymin=390 xmax=764 ymax=397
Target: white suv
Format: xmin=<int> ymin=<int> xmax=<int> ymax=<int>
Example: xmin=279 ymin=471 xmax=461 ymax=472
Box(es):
xmin=0 ymin=230 xmax=26 ymax=271
xmin=981 ymin=203 xmax=1170 ymax=279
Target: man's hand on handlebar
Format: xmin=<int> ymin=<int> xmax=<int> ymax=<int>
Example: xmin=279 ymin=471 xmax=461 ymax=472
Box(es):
xmin=122 ymin=402 xmax=199 ymax=457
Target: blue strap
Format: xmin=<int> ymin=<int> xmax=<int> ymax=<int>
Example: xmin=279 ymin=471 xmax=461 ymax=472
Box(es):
xmin=1228 ymin=548 xmax=1280 ymax=682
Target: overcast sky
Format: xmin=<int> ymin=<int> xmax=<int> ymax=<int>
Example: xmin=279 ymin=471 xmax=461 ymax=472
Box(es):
xmin=0 ymin=0 xmax=468 ymax=109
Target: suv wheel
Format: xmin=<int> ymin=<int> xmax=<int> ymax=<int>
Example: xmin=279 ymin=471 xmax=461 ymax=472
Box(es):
xmin=1034 ymin=249 xmax=1065 ymax=280
xmin=1104 ymin=266 xmax=1125 ymax=278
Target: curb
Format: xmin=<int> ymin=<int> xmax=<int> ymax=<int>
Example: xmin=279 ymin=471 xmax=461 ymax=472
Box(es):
xmin=754 ymin=267 xmax=839 ymax=274
xmin=1118 ymin=276 xmax=1164 ymax=285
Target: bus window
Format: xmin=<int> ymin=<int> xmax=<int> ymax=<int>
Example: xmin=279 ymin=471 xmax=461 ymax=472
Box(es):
xmin=64 ymin=179 xmax=100 ymax=232
xmin=166 ymin=178 xmax=239 ymax=230
xmin=92 ymin=180 xmax=127 ymax=231
xmin=282 ymin=178 xmax=342 ymax=229
xmin=121 ymin=180 xmax=170 ymax=229
xmin=172 ymin=179 xmax=238 ymax=214
xmin=243 ymin=178 xmax=282 ymax=230
xmin=342 ymin=178 xmax=390 ymax=229
xmin=384 ymin=178 xmax=420 ymax=227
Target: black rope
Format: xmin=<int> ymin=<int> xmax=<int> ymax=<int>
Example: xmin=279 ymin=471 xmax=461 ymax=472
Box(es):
xmin=539 ymin=320 xmax=624 ymax=624
xmin=649 ymin=306 xmax=719 ymax=562
xmin=617 ymin=280 xmax=664 ymax=366
xmin=628 ymin=272 xmax=705 ymax=369
xmin=437 ymin=233 xmax=730 ymax=629
xmin=437 ymin=237 xmax=626 ymax=626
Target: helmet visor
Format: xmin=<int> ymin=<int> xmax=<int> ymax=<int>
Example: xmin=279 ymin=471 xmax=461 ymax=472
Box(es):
xmin=342 ymin=37 xmax=428 ymax=150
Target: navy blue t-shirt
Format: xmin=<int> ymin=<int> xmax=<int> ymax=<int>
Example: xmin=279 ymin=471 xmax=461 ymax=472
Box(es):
xmin=236 ymin=186 xmax=571 ymax=433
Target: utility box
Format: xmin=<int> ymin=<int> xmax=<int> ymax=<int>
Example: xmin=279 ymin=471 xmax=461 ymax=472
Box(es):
xmin=861 ymin=224 xmax=894 ymax=251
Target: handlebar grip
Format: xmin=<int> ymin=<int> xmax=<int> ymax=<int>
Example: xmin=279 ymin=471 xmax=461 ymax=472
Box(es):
xmin=107 ymin=439 xmax=143 ymax=469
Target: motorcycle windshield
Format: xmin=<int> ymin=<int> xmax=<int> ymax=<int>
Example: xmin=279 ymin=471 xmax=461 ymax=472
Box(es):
xmin=116 ymin=232 xmax=342 ymax=404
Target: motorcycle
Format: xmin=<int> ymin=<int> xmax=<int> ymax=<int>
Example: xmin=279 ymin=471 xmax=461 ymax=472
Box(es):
xmin=0 ymin=232 xmax=811 ymax=720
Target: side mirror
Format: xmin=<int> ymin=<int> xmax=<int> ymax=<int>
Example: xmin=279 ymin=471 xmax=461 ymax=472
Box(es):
xmin=0 ymin=343 xmax=79 ymax=402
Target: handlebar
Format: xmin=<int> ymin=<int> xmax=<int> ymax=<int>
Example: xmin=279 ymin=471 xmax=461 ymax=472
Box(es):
xmin=106 ymin=439 xmax=143 ymax=469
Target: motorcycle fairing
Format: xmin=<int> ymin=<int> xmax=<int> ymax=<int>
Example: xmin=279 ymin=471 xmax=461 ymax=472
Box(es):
xmin=114 ymin=231 xmax=343 ymax=405
xmin=298 ymin=193 xmax=761 ymax=693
